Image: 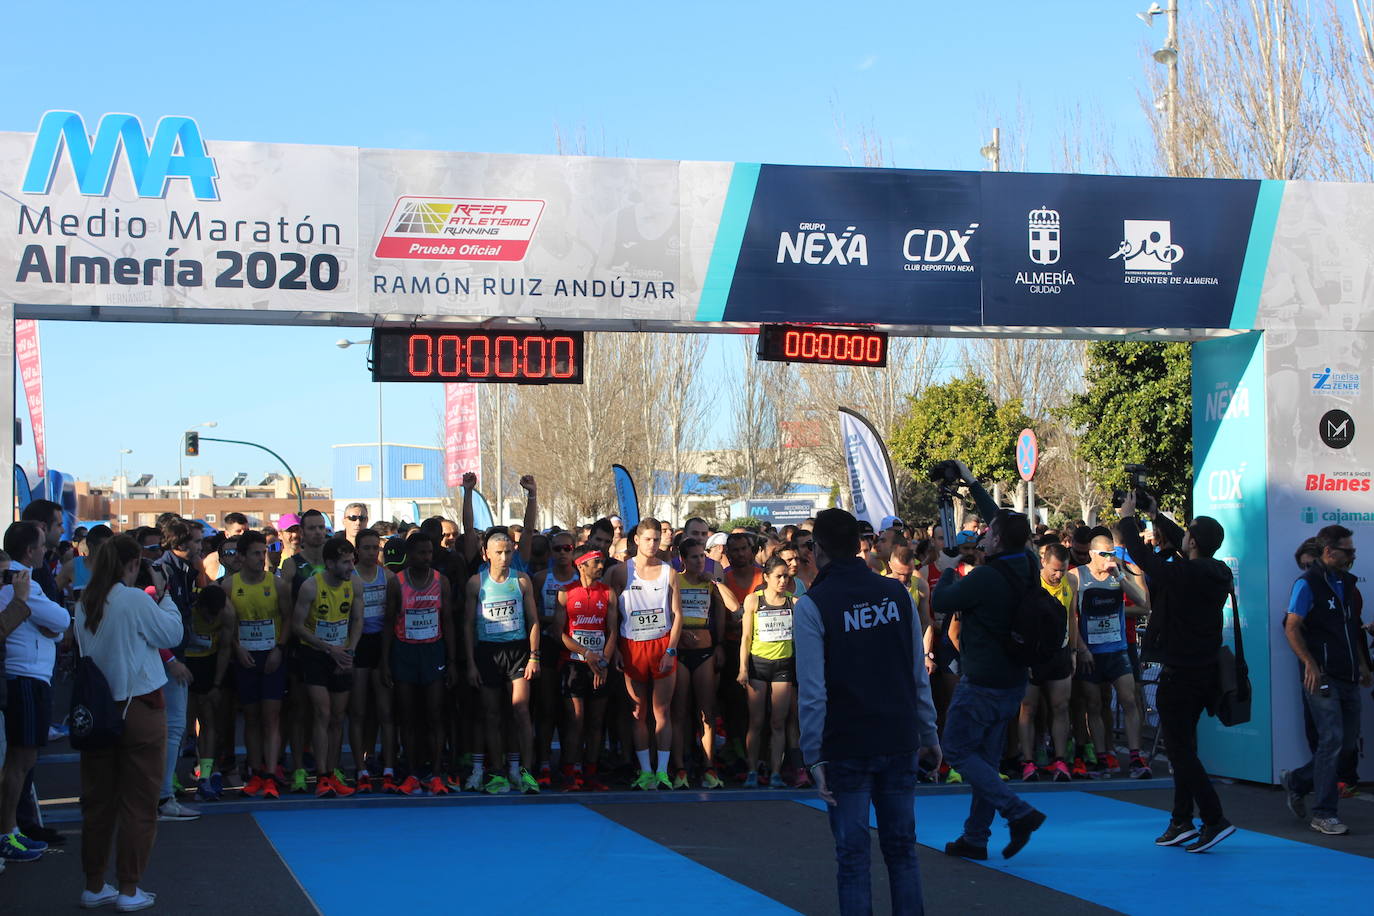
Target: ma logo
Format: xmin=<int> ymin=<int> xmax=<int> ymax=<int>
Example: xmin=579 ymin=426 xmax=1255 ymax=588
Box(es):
xmin=22 ymin=110 xmax=219 ymax=200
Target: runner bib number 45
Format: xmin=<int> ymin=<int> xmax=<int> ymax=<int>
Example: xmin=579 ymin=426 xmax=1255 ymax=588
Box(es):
xmin=1086 ymin=615 xmax=1123 ymax=646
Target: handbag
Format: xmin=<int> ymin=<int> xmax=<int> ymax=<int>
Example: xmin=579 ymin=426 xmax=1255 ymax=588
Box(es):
xmin=69 ymin=624 xmax=127 ymax=751
xmin=1213 ymin=590 xmax=1252 ymax=727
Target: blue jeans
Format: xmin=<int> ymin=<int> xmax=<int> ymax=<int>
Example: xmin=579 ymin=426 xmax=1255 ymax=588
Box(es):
xmin=826 ymin=752 xmax=924 ymax=916
xmin=1290 ymin=678 xmax=1362 ymax=819
xmin=161 ymin=678 xmax=189 ymax=799
xmin=942 ymin=680 xmax=1034 ymax=845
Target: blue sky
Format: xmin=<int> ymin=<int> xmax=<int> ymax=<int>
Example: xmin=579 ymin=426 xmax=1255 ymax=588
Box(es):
xmin=1 ymin=1 xmax=1162 ymax=487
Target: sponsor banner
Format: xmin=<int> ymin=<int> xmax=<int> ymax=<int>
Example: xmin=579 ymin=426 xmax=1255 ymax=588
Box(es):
xmin=611 ymin=464 xmax=639 ymax=529
xmin=732 ymin=498 xmax=816 ymax=525
xmin=838 ymin=407 xmax=896 ymax=528
xmin=15 ymin=318 xmax=44 ymax=475
xmin=1191 ymin=333 xmax=1271 ymax=783
xmin=721 ymin=166 xmax=982 ymax=325
xmin=375 ymin=197 xmax=545 ymax=261
xmin=981 ymin=172 xmax=1260 ymax=328
xmin=442 ymin=383 xmax=480 ymax=489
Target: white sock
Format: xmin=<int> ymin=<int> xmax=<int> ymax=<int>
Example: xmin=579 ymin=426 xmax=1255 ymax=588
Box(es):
xmin=471 ymin=755 xmax=485 ymax=779
xmin=508 ymin=753 xmax=521 ymax=779
xmin=383 ymin=767 xmax=394 ymax=777
xmin=656 ymin=750 xmax=670 ymax=776
xmin=636 ymin=749 xmax=651 ymax=773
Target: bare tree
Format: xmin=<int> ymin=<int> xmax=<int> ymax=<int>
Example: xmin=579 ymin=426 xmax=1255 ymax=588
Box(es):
xmin=1325 ymin=0 xmax=1374 ymax=180
xmin=711 ymin=339 xmax=804 ymax=502
xmin=961 ymin=338 xmax=1086 ymax=421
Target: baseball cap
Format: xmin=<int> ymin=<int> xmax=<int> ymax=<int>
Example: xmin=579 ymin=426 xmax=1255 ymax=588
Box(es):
xmin=277 ymin=513 xmax=302 ymax=531
xmin=383 ymin=536 xmax=408 ymax=569
xmin=879 ymin=515 xmax=904 ymax=531
xmin=955 ymin=530 xmax=980 ymax=547
xmin=706 ymin=532 xmax=728 ymax=549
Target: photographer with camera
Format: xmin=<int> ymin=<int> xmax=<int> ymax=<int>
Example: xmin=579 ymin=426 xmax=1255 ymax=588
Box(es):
xmin=931 ymin=461 xmax=1047 ymax=861
xmin=1117 ymin=490 xmax=1236 ymax=852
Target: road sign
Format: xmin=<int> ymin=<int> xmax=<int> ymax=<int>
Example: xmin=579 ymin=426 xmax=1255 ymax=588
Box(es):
xmin=1016 ymin=428 xmax=1039 ymax=481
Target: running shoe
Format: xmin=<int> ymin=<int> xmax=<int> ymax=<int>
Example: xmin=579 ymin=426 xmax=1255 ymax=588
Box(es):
xmin=793 ymin=767 xmax=812 ymax=789
xmin=382 ymin=774 xmax=401 ymax=794
xmin=768 ymin=773 xmax=787 ymax=789
xmin=583 ymin=767 xmax=610 ymax=792
xmin=1049 ymin=760 xmax=1073 ymax=783
xmin=672 ymin=769 xmax=689 ymax=790
xmin=483 ymin=775 xmax=512 ymax=795
xmin=1155 ymin=820 xmax=1199 ymax=847
xmin=537 ymin=765 xmax=553 ymax=789
xmin=462 ymin=772 xmax=484 ymax=792
xmin=332 ymin=769 xmax=353 ymax=790
xmin=12 ymin=831 xmax=46 ymax=852
xmin=315 ymin=776 xmax=336 ymax=798
xmin=1083 ymin=745 xmax=1099 ymax=766
xmin=1129 ymin=756 xmax=1152 ymax=779
xmin=1103 ymin=752 xmax=1120 ymax=774
xmin=632 ymin=770 xmax=658 ymax=791
xmin=1281 ymin=769 xmax=1307 ymax=819
xmin=743 ymin=772 xmax=760 ymax=788
xmin=519 ymin=768 xmax=541 ymax=794
xmin=654 ymin=772 xmax=673 ymax=791
xmin=944 ymin=768 xmax=963 ymax=785
xmin=331 ymin=774 xmax=355 ymax=797
xmin=562 ymin=773 xmax=585 ymax=792
xmin=354 ymin=772 xmax=373 ymax=794
xmin=273 ymin=765 xmax=288 ymax=785
xmin=1089 ymin=758 xmax=1109 ymax=779
xmin=397 ymin=775 xmax=422 ymax=796
xmin=427 ymin=776 xmax=449 ymax=795
xmin=290 ymin=768 xmax=310 ymax=793
xmin=0 ymin=833 xmax=42 ymax=863
xmin=701 ymin=768 xmax=724 ymax=789
xmin=1020 ymin=761 xmax=1039 ymax=783
xmin=210 ymin=772 xmax=224 ymax=797
xmin=195 ymin=778 xmax=218 ymax=802
xmin=445 ymin=773 xmax=464 ymax=792
xmin=1338 ymin=781 xmax=1361 ymax=799
xmin=262 ymin=777 xmax=280 ymax=799
xmin=157 ymin=798 xmax=201 ymax=821
xmin=1310 ymin=816 xmax=1349 ymax=836
xmin=1186 ymin=818 xmax=1238 ymax=852
xmin=1070 ymin=757 xmax=1088 ymax=779
xmin=242 ymin=774 xmax=265 ymax=798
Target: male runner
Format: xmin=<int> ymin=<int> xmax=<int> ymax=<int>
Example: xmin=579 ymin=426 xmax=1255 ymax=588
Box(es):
xmin=381 ymin=532 xmax=456 ymax=795
xmin=532 ymin=530 xmax=579 ymax=787
xmin=185 ymin=586 xmax=234 ymax=801
xmin=717 ymin=532 xmax=760 ymax=772
xmin=1071 ymin=535 xmax=1151 ymax=779
xmin=350 ymin=528 xmax=397 ymax=791
xmin=339 ymin=503 xmax=370 ymax=546
xmin=463 ymin=532 xmax=541 ymax=794
xmin=226 ymin=531 xmax=290 ymax=798
xmin=279 ymin=510 xmax=329 ymax=792
xmin=1017 ymin=542 xmax=1077 ymax=782
xmin=292 ymin=538 xmax=364 ymax=797
xmin=554 ymin=549 xmax=619 ymax=791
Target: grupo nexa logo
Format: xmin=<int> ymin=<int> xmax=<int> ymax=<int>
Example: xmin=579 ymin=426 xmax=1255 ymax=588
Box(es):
xmin=1320 ymin=409 xmax=1355 ymax=449
xmin=22 ymin=110 xmax=219 ymax=200
xmin=776 ymin=223 xmax=869 ymax=266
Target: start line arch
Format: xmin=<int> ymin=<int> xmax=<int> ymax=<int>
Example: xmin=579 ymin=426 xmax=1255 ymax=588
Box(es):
xmin=0 ymin=110 xmax=1367 ymax=788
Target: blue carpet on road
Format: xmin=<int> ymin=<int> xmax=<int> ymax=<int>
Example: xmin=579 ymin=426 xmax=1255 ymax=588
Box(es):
xmin=798 ymin=791 xmax=1373 ymax=914
xmin=255 ymin=805 xmax=799 ymax=916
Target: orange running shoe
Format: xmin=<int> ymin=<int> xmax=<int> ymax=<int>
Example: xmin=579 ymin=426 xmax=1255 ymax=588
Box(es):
xmin=262 ymin=777 xmax=280 ymax=799
xmin=315 ymin=776 xmax=336 ymax=798
xmin=397 ymin=775 xmax=421 ymax=795
xmin=427 ymin=776 xmax=449 ymax=795
xmin=382 ymin=774 xmax=400 ymax=793
xmin=354 ymin=773 xmax=373 ymax=793
xmin=242 ymin=774 xmax=265 ymax=798
xmin=332 ymin=775 xmax=356 ymax=797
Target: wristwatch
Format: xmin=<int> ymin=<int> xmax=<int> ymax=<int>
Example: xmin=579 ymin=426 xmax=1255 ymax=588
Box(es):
xmin=926 ymin=652 xmax=936 ymax=660
xmin=665 ymin=647 xmax=677 ymax=657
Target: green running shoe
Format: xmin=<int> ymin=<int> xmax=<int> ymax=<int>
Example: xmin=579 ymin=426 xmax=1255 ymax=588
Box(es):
xmin=518 ymin=768 xmax=540 ymax=794
xmin=632 ymin=770 xmax=658 ymax=791
xmin=290 ymin=768 xmax=310 ymax=793
xmin=655 ymin=772 xmax=673 ymax=790
xmin=484 ymin=775 xmax=512 ymax=795
xmin=945 ymin=768 xmax=963 ymax=785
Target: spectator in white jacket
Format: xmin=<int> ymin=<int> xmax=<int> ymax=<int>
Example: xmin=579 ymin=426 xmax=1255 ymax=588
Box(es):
xmin=74 ymin=535 xmax=182 ymax=911
xmin=1 ymin=521 xmax=70 ymax=865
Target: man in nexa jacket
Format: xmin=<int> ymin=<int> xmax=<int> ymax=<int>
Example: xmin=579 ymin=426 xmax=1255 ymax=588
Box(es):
xmin=932 ymin=461 xmax=1046 ymax=861
xmin=796 ymin=508 xmax=940 ymax=916
xmin=1282 ymin=523 xmax=1371 ymax=837
xmin=1118 ymin=491 xmax=1236 ymax=852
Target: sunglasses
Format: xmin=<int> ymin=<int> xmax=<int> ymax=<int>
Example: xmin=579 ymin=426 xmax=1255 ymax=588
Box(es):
xmin=1094 ymin=550 xmax=1116 ymax=559
xmin=553 ymin=545 xmax=573 ymax=552
xmin=142 ymin=543 xmax=163 ymax=552
xmin=345 ymin=515 xmax=367 ymax=522
xmin=221 ymin=549 xmax=238 ymax=557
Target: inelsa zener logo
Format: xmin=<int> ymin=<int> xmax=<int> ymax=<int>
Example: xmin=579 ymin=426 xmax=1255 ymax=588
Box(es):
xmin=1320 ymin=409 xmax=1355 ymax=449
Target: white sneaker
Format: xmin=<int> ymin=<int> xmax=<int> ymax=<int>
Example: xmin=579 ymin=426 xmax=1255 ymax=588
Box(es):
xmin=463 ymin=772 xmax=484 ymax=791
xmin=81 ymin=883 xmax=119 ymax=908
xmin=1310 ymin=817 xmax=1349 ymax=836
xmin=114 ymin=888 xmax=156 ymax=912
xmin=156 ymin=798 xmax=200 ymax=821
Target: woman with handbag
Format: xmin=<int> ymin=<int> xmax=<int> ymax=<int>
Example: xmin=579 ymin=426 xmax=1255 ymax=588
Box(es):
xmin=74 ymin=535 xmax=183 ymax=912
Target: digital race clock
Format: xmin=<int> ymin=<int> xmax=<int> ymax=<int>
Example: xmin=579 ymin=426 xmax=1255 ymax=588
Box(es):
xmin=755 ymin=324 xmax=888 ymax=368
xmin=370 ymin=328 xmax=584 ymax=384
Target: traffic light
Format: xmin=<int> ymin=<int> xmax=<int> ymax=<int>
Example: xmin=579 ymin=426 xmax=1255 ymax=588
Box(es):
xmin=184 ymin=431 xmax=199 ymax=457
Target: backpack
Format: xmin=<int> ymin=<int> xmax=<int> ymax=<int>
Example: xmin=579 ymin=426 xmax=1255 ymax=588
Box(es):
xmin=69 ymin=630 xmax=126 ymax=752
xmin=987 ymin=559 xmax=1067 ymax=667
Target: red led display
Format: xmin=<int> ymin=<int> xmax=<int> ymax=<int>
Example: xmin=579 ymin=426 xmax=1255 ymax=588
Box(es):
xmin=371 ymin=328 xmax=584 ymax=384
xmin=756 ymin=324 xmax=888 ymax=368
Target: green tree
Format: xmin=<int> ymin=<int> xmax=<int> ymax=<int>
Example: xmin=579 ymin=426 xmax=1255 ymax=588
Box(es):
xmin=889 ymin=375 xmax=1032 ymax=500
xmin=1062 ymin=341 xmax=1192 ymax=514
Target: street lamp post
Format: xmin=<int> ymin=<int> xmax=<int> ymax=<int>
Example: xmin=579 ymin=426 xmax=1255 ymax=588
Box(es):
xmin=118 ymin=448 xmax=132 ymax=530
xmin=1140 ymin=3 xmax=1181 ymax=176
xmin=179 ymin=420 xmax=217 ymax=516
xmin=338 ymin=339 xmax=384 ymax=521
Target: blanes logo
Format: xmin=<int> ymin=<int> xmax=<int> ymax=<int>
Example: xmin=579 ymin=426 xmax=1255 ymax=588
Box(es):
xmin=22 ymin=110 xmax=219 ymax=201
xmin=1305 ymin=472 xmax=1371 ymax=492
xmin=776 ymin=223 xmax=868 ymax=266
xmin=375 ymin=197 xmax=545 ymax=261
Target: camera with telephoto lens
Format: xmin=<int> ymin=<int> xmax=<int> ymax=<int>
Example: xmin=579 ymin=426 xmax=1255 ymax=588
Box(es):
xmin=927 ymin=460 xmax=962 ymax=486
xmin=929 ymin=460 xmax=963 ymax=556
xmin=1111 ymin=463 xmax=1152 ymax=509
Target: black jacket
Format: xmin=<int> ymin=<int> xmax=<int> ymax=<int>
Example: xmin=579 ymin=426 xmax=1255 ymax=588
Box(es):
xmin=1120 ymin=513 xmax=1231 ymax=668
xmin=1295 ymin=564 xmax=1366 ymax=684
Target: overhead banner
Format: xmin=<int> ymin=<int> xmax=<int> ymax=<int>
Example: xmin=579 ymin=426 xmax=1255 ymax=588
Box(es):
xmin=611 ymin=464 xmax=640 ymax=529
xmin=838 ymin=407 xmax=895 ymax=528
xmin=15 ymin=318 xmax=45 ymax=475
xmin=442 ymin=383 xmax=480 ymax=489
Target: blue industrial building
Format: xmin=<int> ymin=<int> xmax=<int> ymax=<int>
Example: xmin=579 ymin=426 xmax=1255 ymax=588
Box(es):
xmin=331 ymin=443 xmax=447 ymax=524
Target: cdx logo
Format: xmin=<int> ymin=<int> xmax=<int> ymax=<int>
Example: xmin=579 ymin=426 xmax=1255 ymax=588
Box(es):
xmin=1206 ymin=462 xmax=1246 ymax=503
xmin=902 ymin=223 xmax=979 ymax=263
